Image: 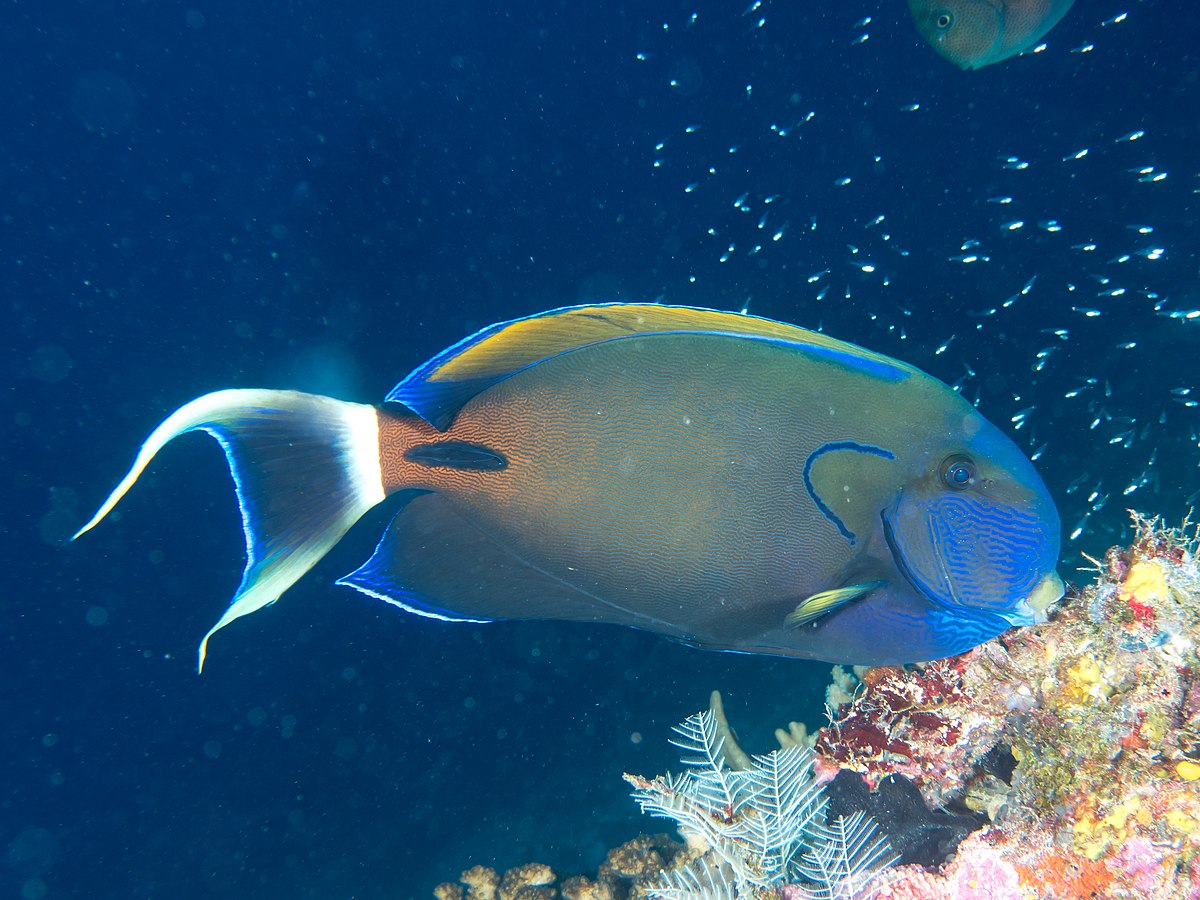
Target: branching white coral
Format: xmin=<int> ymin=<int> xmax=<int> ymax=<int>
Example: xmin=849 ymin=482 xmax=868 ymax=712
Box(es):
xmin=626 ymin=710 xmax=897 ymax=900
xmin=796 ymin=811 xmax=897 ymax=900
xmin=647 ymin=857 xmax=739 ymax=900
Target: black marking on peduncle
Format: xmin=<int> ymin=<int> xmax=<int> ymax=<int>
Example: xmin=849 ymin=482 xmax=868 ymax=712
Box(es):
xmin=405 ymin=440 xmax=508 ymax=471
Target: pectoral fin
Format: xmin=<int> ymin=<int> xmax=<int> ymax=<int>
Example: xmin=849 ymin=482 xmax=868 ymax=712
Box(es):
xmin=786 ymin=580 xmax=887 ymax=628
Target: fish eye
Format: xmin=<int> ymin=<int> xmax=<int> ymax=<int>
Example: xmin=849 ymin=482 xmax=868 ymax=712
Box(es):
xmin=941 ymin=455 xmax=975 ymax=490
xmin=936 ymin=12 xmax=953 ymax=30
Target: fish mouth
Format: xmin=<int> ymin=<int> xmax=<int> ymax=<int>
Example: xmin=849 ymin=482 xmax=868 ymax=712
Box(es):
xmin=1002 ymin=571 xmax=1065 ymax=626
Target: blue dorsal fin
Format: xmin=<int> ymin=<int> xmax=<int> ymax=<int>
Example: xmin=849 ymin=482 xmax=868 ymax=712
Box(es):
xmin=386 ymin=303 xmax=913 ymax=429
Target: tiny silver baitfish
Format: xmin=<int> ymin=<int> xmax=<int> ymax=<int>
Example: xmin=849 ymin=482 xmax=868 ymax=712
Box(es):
xmin=75 ymin=304 xmax=1064 ymax=670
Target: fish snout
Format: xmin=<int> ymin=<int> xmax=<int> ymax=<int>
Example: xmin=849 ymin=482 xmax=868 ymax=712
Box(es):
xmin=1003 ymin=570 xmax=1065 ymax=627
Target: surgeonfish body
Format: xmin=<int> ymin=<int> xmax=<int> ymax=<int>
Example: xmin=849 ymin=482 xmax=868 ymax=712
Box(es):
xmin=907 ymin=0 xmax=1076 ymax=69
xmin=74 ymin=304 xmax=1064 ymax=670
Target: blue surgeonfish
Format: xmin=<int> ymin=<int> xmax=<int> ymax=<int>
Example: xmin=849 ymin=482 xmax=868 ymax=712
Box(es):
xmin=908 ymin=0 xmax=1076 ymax=69
xmin=74 ymin=304 xmax=1064 ymax=670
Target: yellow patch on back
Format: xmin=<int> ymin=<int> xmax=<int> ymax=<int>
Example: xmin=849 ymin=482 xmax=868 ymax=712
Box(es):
xmin=428 ymin=304 xmax=907 ymax=383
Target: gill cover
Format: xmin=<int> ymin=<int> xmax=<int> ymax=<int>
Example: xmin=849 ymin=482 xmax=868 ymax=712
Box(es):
xmin=882 ymin=486 xmax=1059 ymax=626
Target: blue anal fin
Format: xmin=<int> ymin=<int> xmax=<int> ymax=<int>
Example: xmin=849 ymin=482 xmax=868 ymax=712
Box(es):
xmin=338 ymin=492 xmax=623 ymax=626
xmin=338 ymin=492 xmax=494 ymax=623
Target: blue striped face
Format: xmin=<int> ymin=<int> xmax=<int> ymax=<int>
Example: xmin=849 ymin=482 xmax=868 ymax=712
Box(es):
xmin=882 ymin=424 xmax=1062 ymax=629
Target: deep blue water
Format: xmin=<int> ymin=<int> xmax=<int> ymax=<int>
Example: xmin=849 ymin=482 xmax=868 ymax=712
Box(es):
xmin=4 ymin=1 xmax=1198 ymax=897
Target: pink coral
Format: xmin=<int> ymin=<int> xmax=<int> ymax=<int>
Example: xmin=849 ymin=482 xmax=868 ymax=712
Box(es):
xmin=1115 ymin=837 xmax=1167 ymax=893
xmin=868 ymin=832 xmax=1023 ymax=900
xmin=949 ymin=846 xmax=1021 ymax=900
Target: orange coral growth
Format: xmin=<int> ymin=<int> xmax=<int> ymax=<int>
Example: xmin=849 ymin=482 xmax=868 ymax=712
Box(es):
xmin=1016 ymin=849 xmax=1113 ymax=898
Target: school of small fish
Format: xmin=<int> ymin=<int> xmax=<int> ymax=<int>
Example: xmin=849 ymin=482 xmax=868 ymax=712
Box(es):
xmin=636 ymin=2 xmax=1196 ymax=561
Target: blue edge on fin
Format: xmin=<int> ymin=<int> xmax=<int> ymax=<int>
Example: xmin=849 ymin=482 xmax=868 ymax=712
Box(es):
xmin=384 ymin=303 xmax=910 ymax=430
xmin=336 ymin=490 xmax=495 ymax=623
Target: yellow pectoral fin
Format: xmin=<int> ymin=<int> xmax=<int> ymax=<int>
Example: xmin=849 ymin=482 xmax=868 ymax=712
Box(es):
xmin=786 ymin=580 xmax=887 ymax=628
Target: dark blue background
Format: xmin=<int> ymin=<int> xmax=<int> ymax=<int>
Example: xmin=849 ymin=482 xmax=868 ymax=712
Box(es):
xmin=4 ymin=1 xmax=1197 ymax=897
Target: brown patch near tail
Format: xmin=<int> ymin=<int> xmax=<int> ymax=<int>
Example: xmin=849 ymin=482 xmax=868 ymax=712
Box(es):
xmin=377 ymin=410 xmax=444 ymax=493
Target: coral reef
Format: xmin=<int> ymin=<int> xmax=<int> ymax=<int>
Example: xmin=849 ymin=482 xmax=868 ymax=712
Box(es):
xmin=434 ymin=513 xmax=1200 ymax=899
xmin=433 ymin=834 xmax=686 ymax=900
xmin=624 ymin=710 xmax=896 ymax=898
xmin=802 ymin=512 xmax=1200 ymax=898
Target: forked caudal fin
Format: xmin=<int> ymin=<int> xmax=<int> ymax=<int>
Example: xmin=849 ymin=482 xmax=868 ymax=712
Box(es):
xmin=73 ymin=389 xmax=386 ymax=672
